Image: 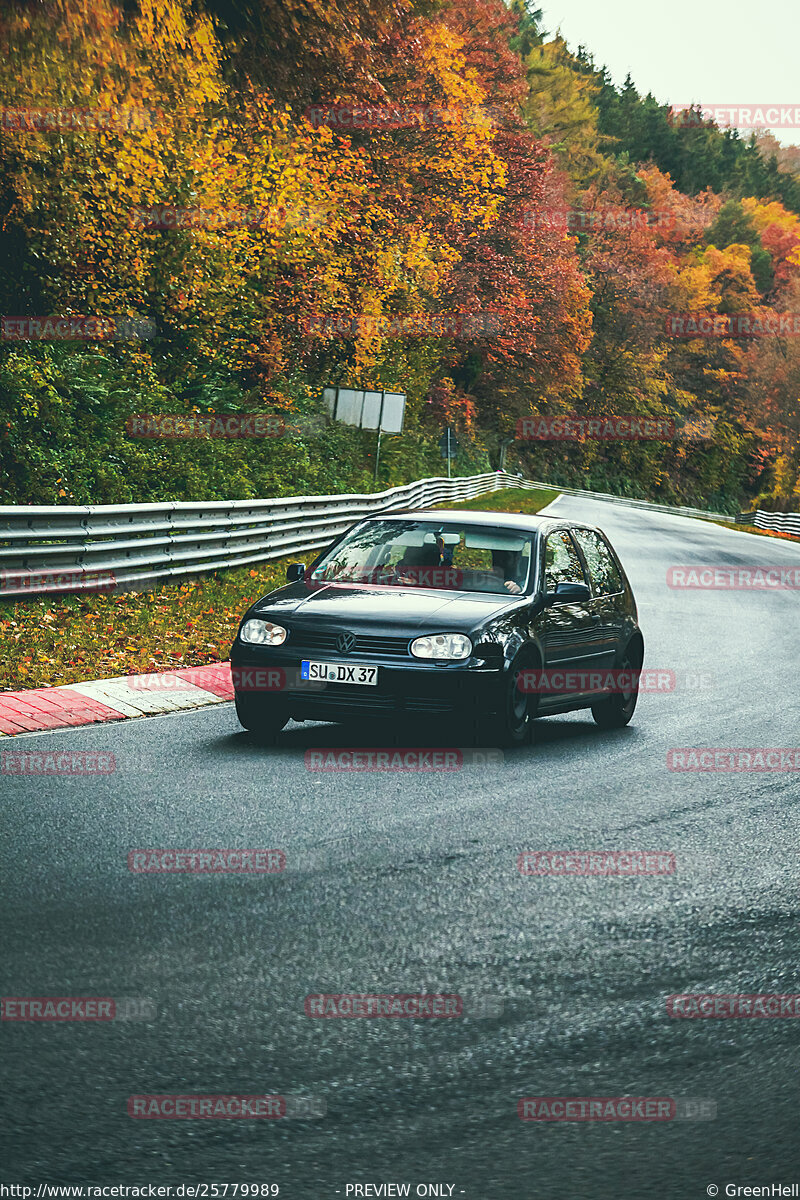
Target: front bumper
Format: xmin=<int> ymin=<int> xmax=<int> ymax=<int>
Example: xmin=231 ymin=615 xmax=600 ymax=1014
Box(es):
xmin=230 ymin=643 xmax=502 ymax=721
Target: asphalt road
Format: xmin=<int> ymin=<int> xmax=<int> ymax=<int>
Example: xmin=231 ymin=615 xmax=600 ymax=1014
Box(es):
xmin=2 ymin=496 xmax=800 ymax=1199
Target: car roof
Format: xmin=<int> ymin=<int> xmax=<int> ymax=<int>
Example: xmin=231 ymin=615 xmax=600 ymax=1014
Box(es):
xmin=381 ymin=508 xmax=600 ymax=536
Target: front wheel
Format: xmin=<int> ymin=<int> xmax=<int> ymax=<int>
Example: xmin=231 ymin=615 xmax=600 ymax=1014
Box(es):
xmin=591 ymin=650 xmax=639 ymax=729
xmin=484 ymin=656 xmax=538 ymax=747
xmin=235 ymin=692 xmax=289 ymax=742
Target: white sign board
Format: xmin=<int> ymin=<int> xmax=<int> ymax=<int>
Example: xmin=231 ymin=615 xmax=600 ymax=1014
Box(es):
xmin=380 ymin=392 xmax=405 ymax=433
xmin=336 ymin=388 xmax=364 ymax=425
xmin=323 ymin=387 xmax=406 ymax=433
xmin=360 ymin=391 xmax=383 ymax=430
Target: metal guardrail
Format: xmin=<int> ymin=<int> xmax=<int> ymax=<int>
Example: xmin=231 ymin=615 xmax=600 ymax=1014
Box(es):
xmin=0 ymin=471 xmax=753 ymax=599
xmin=737 ymin=509 xmax=800 ymax=535
xmin=524 ymin=481 xmax=736 ymax=523
xmin=0 ymin=472 xmax=526 ymax=597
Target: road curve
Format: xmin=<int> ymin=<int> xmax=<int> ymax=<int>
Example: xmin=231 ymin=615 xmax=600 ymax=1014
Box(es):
xmin=2 ymin=497 xmax=799 ymax=1198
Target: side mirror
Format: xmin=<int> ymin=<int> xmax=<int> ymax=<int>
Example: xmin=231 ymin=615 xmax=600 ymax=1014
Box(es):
xmin=545 ymin=581 xmax=591 ymax=605
xmin=286 ymin=562 xmax=306 ymax=582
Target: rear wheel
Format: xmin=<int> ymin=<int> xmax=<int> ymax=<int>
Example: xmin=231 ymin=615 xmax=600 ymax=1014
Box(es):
xmin=235 ymin=692 xmax=289 ymax=741
xmin=591 ymin=645 xmax=640 ymax=729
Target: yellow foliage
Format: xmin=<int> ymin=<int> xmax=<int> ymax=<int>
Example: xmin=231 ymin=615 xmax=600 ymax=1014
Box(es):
xmin=742 ymin=197 xmax=800 ymax=269
xmin=673 ymin=243 xmax=760 ymax=312
xmin=0 ymin=0 xmax=506 ymax=381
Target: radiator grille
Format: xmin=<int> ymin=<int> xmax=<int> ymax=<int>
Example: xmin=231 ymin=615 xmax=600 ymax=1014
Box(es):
xmin=287 ymin=628 xmax=411 ymax=657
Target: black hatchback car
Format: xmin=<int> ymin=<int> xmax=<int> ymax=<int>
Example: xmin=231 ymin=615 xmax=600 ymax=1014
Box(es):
xmin=230 ymin=510 xmax=643 ymax=744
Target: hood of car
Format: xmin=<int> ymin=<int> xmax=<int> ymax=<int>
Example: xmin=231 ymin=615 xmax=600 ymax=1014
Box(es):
xmin=253 ymin=580 xmax=523 ymax=632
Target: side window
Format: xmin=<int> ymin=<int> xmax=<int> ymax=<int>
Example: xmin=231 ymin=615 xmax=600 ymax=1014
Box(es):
xmin=573 ymin=529 xmax=623 ymax=595
xmin=544 ymin=531 xmax=586 ymax=591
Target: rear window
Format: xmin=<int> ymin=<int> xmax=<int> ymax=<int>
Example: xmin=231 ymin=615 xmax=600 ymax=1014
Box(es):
xmin=573 ymin=529 xmax=624 ymax=595
xmin=543 ymin=531 xmax=587 ymax=590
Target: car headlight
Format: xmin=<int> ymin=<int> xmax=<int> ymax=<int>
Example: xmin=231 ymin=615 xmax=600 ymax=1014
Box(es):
xmin=240 ymin=619 xmax=287 ymax=646
xmin=410 ymin=633 xmax=472 ymax=661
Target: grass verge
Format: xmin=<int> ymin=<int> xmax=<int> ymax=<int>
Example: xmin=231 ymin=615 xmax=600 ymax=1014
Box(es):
xmin=0 ymin=487 xmax=559 ymax=693
xmin=436 ymin=486 xmax=560 ymax=515
xmin=709 ymin=520 xmax=799 ymax=543
xmin=0 ymin=558 xmax=294 ymax=693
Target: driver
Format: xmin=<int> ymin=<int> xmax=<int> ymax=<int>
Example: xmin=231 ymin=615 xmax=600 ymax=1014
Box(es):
xmin=395 ymin=542 xmax=441 ymax=586
xmin=491 ymin=549 xmax=524 ymax=594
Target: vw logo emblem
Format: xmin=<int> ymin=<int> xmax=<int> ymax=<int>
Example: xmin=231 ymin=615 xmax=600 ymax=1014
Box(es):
xmin=336 ymin=631 xmax=356 ymax=655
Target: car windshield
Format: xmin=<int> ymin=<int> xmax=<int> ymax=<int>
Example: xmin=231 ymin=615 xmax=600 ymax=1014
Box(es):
xmin=310 ymin=519 xmax=534 ymax=595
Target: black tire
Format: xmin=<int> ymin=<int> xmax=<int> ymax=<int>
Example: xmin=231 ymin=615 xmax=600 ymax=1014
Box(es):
xmin=485 ymin=654 xmax=539 ymax=747
xmin=591 ymin=648 xmax=640 ymax=730
xmin=234 ymin=692 xmax=289 ymax=741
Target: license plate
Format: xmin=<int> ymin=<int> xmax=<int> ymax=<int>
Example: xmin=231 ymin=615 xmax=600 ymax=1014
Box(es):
xmin=300 ymin=660 xmax=379 ymax=686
